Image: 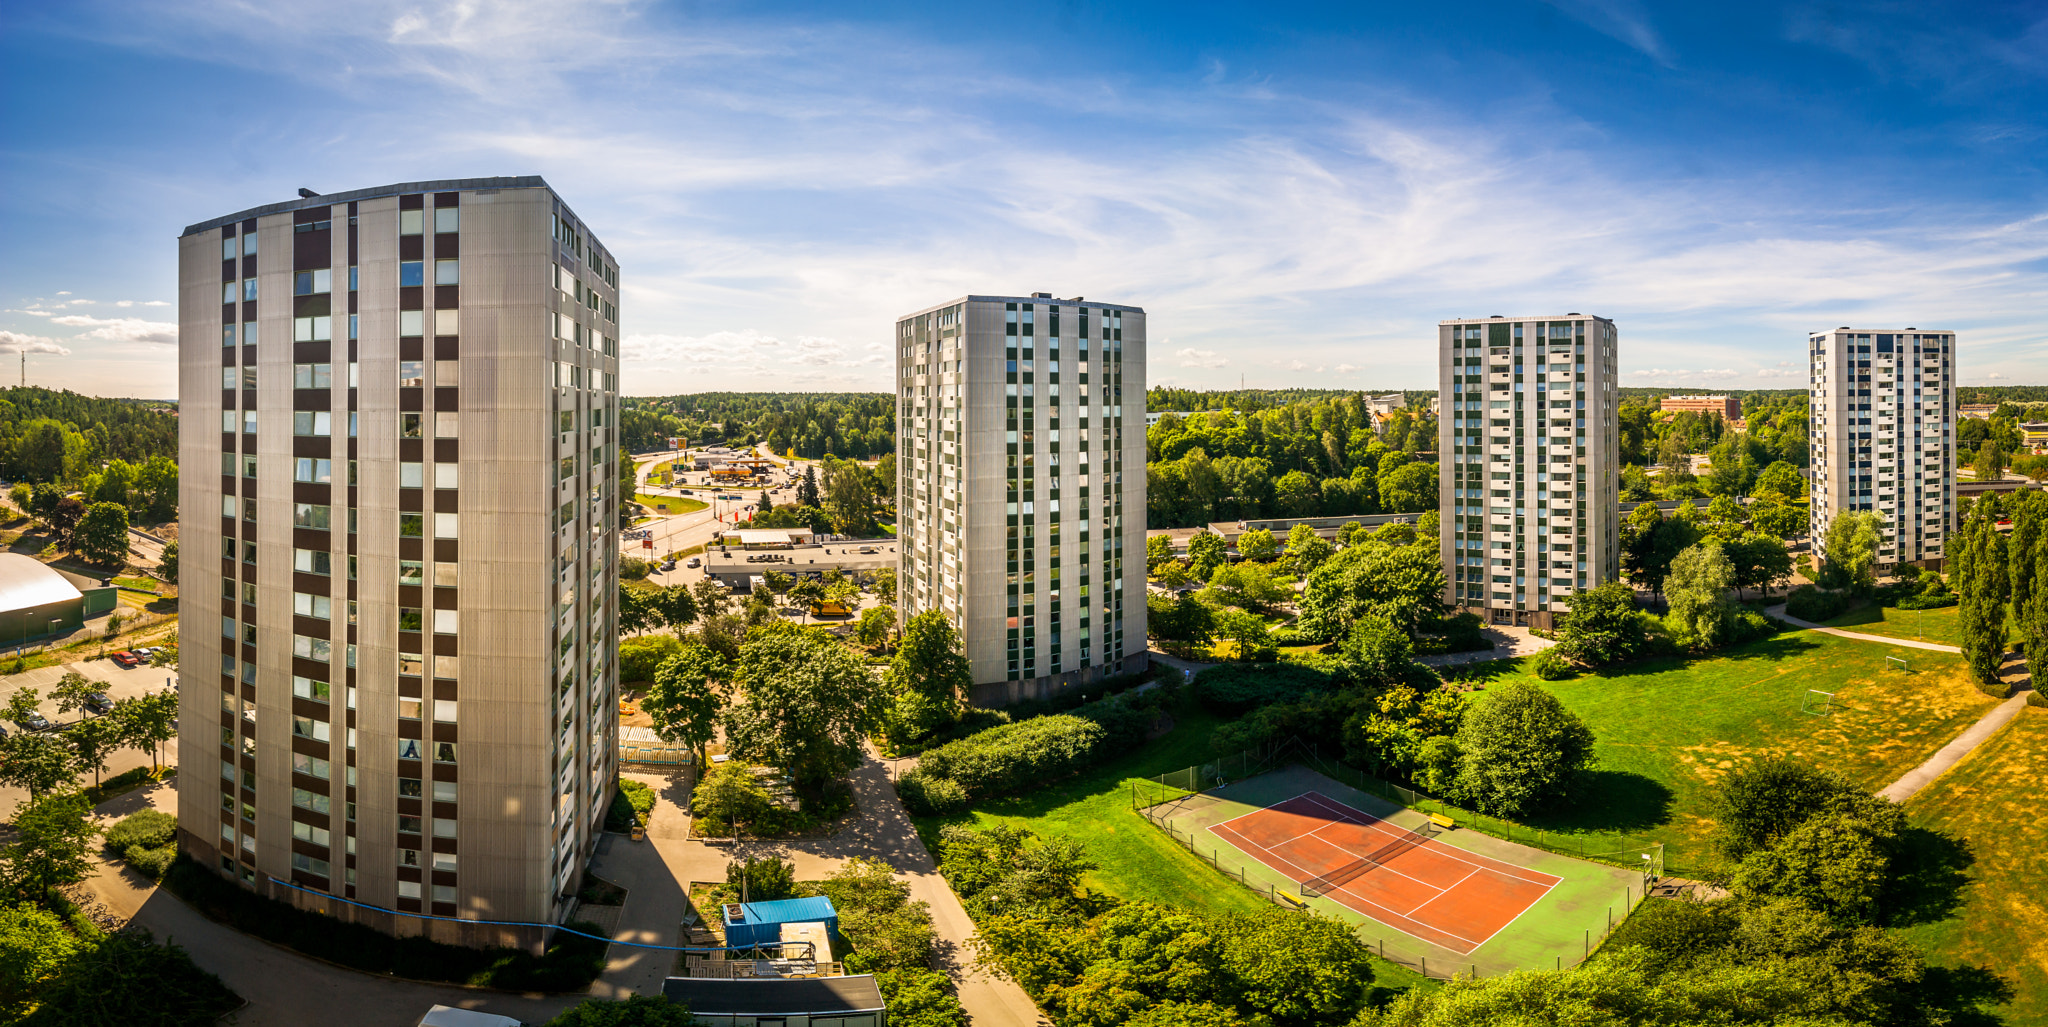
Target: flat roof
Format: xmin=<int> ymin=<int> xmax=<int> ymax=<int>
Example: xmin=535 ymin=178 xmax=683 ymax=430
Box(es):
xmin=0 ymin=554 xmax=85 ymax=613
xmin=181 ymin=177 xmax=549 ymax=237
xmin=660 ymin=975 xmax=885 ymax=1014
xmin=1439 ymin=313 xmax=1612 ymax=324
xmin=897 ymin=294 xmax=1145 ymax=321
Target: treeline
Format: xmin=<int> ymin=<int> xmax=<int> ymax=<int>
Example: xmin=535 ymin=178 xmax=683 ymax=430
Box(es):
xmin=1147 ymin=387 xmax=1429 ymax=415
xmin=0 ymin=387 xmax=178 ymax=484
xmin=620 ymin=393 xmax=894 ymax=459
xmin=1146 ymin=396 xmax=1438 ymax=527
xmin=1960 ymin=385 xmax=2048 ymax=404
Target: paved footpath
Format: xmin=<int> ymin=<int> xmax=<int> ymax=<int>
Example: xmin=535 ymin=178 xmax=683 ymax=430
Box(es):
xmin=1768 ymin=604 xmax=2033 ymax=803
xmin=590 ymin=751 xmax=1047 ymax=1027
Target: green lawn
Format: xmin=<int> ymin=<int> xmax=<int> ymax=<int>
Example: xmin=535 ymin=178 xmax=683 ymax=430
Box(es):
xmin=1465 ymin=631 xmax=1999 ymax=875
xmin=1822 ymin=601 xmax=2021 ymax=649
xmin=1896 ymin=708 xmax=2048 ymax=1026
xmin=631 ymin=492 xmax=708 ymax=515
xmin=910 ymin=702 xmax=1428 ymax=992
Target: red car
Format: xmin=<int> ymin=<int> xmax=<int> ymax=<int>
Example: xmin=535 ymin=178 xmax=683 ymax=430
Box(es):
xmin=110 ymin=651 xmax=141 ymax=668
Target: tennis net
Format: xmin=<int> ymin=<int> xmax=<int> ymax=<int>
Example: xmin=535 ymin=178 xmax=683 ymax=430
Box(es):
xmin=1300 ymin=822 xmax=1438 ymax=898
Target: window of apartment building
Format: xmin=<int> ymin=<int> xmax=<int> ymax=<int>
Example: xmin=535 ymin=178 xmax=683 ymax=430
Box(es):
xmin=294 ymin=269 xmax=332 ymax=296
xmin=435 ymin=259 xmax=459 ymax=285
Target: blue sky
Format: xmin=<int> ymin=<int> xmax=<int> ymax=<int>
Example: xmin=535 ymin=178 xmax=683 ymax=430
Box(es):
xmin=2 ymin=0 xmax=2043 ymax=398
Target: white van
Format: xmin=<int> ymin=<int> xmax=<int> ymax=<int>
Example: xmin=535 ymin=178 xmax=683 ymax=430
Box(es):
xmin=417 ymin=1006 xmax=525 ymax=1027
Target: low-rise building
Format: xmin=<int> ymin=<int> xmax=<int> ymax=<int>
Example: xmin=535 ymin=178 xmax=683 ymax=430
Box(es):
xmin=703 ymin=541 xmax=897 ymax=591
xmin=1659 ymin=394 xmax=1741 ymax=420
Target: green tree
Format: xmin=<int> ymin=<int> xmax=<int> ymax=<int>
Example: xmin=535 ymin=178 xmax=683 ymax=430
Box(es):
xmin=1555 ymin=581 xmax=1647 ymax=667
xmin=1146 ymin=592 xmax=1216 ymax=652
xmin=45 ymin=496 xmax=86 ymax=549
xmin=690 ymin=761 xmax=774 ymax=832
xmin=156 ymin=540 xmax=179 ymax=587
xmin=1377 ymin=461 xmax=1437 ymax=514
xmin=135 ymin=454 xmax=179 ymax=520
xmin=1724 ymin=532 xmax=1793 ymax=599
xmin=1748 ymin=497 xmax=1805 ymax=540
xmin=645 ymin=642 xmax=727 ymax=762
xmin=1236 ymin=527 xmax=1278 ymax=562
xmin=1213 ymin=608 xmax=1275 ymax=662
xmin=1337 ymin=614 xmax=1412 ymax=685
xmin=1816 ymin=510 xmax=1883 ymax=594
xmin=112 ymin=689 xmax=178 ymax=773
xmin=66 ymin=715 xmax=124 ymax=789
xmin=545 ymin=995 xmax=697 ymax=1027
xmin=884 ymin=611 xmax=974 ymax=744
xmin=1145 ymin=534 xmax=1176 ymax=573
xmin=693 ymin=575 xmax=733 ymax=620
xmin=1204 ymin=561 xmax=1287 ymax=613
xmin=1620 ymin=502 xmax=1700 ymax=597
xmin=1663 ymin=542 xmax=1737 ymax=648
xmin=1218 ymin=905 xmax=1375 ymax=1026
xmin=1187 ymin=532 xmax=1226 ymax=581
xmin=73 ymin=501 xmax=130 ymax=566
xmin=868 ymin=566 xmax=897 ymax=604
xmin=0 ymin=900 xmax=82 ymax=1013
xmin=3 ymin=791 xmax=100 ymax=900
xmin=788 ymin=578 xmax=825 ymax=623
xmin=1753 ymin=460 xmax=1803 ymax=499
xmin=617 ymin=585 xmax=653 ymax=635
xmin=0 ymin=733 xmax=76 ymax=800
xmin=797 ymin=465 xmax=822 ymax=507
xmin=1619 ymin=464 xmax=1658 ymax=502
xmin=1953 ymin=499 xmax=2011 ymax=687
xmin=1451 ymin=681 xmax=1596 ymax=816
xmin=49 ymin=670 xmax=100 ymax=720
xmin=724 ymin=630 xmax=888 ymax=790
xmin=856 ymin=605 xmax=897 ymax=647
xmin=1707 ymin=757 xmax=1902 ymax=860
xmin=1730 ymin=812 xmax=1897 ymax=919
xmin=650 ymin=584 xmax=699 ymax=633
xmin=1284 ymin=523 xmax=1331 ymax=575
xmin=1295 ymin=541 xmax=1445 ymax=642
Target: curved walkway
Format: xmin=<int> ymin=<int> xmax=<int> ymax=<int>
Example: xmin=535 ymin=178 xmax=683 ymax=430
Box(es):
xmin=1767 ymin=604 xmax=2033 ymax=804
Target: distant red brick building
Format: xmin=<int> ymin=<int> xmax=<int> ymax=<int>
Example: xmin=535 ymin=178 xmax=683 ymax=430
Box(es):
xmin=1660 ymin=394 xmax=1740 ymax=420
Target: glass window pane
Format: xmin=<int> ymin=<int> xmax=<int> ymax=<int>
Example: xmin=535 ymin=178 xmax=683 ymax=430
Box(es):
xmin=399 ymin=261 xmax=423 ymax=287
xmin=434 ymin=208 xmax=458 ymax=233
xmin=435 ymin=259 xmax=459 ymax=285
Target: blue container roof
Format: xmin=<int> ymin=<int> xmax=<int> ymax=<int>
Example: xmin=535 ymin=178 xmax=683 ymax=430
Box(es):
xmin=725 ymin=895 xmax=837 ymax=925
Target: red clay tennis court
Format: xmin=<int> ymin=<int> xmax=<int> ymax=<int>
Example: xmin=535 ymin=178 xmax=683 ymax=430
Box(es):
xmin=1210 ymin=791 xmax=1561 ymax=954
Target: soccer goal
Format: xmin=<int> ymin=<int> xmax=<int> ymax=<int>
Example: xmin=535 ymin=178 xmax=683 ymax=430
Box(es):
xmin=1801 ymin=689 xmax=1838 ymax=716
xmin=1886 ymin=656 xmax=1909 ymax=672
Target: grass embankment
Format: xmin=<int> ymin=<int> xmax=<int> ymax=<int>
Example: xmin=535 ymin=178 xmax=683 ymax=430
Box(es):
xmin=1897 ymin=710 xmax=2048 ymax=1026
xmin=1478 ymin=631 xmax=1998 ymax=874
xmin=909 ymin=700 xmax=1429 ymax=992
xmin=1821 ymin=601 xmax=2020 ymax=649
xmin=631 ymin=492 xmax=709 ymax=515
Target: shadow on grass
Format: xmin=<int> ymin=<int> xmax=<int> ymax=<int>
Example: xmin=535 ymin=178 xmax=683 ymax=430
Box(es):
xmin=1596 ymin=634 xmax=1823 ymax=680
xmin=1519 ymin=769 xmax=1678 ymax=835
xmin=1883 ymin=826 xmax=1976 ymax=929
xmin=1822 ymin=603 xmax=1885 ymax=630
xmin=1915 ymin=963 xmax=2016 ymax=1027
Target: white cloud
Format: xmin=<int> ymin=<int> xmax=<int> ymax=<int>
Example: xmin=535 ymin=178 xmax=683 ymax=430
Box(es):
xmin=0 ymin=331 xmax=72 ymax=356
xmin=1987 ymin=372 xmax=2008 ymax=379
xmin=1543 ymin=0 xmax=1674 ymax=66
xmin=1176 ymin=348 xmax=1229 ymax=368
xmin=1630 ymin=368 xmax=1741 ymax=380
xmin=47 ymin=315 xmax=178 ymax=346
xmin=1336 ymin=363 xmax=1361 ymax=373
xmin=1753 ymin=368 xmax=1802 ymax=378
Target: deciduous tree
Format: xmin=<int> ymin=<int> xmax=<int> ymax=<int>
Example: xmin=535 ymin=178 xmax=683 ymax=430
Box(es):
xmin=1451 ymin=681 xmax=1595 ymax=816
xmin=645 ymin=642 xmax=728 ymax=761
xmin=3 ymin=791 xmax=100 ymax=901
xmin=724 ymin=630 xmax=888 ymax=790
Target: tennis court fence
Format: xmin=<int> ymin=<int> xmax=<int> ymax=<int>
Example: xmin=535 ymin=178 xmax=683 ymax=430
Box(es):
xmin=1132 ymin=737 xmax=1666 ymax=981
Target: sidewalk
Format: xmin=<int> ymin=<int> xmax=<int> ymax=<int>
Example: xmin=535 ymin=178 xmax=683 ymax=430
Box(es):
xmin=593 ymin=753 xmax=1047 ymax=1026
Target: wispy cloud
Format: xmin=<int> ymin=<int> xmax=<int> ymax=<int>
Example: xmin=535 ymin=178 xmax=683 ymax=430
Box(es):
xmin=1544 ymin=0 xmax=1674 ymax=65
xmin=47 ymin=315 xmax=177 ymax=345
xmin=0 ymin=331 xmax=71 ymax=356
xmin=1176 ymin=348 xmax=1229 ymax=368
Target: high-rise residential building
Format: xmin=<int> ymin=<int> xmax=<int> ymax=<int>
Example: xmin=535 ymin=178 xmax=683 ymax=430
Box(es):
xmin=895 ymin=293 xmax=1147 ymax=704
xmin=175 ymin=177 xmax=623 ymax=947
xmin=1807 ymin=328 xmax=1955 ymax=570
xmin=1438 ymin=315 xmax=1621 ymax=629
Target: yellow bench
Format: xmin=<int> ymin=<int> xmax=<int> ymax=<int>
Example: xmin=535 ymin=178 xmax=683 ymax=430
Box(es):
xmin=1427 ymin=812 xmax=1456 ymax=830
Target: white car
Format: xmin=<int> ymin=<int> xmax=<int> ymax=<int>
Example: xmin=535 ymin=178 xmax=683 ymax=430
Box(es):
xmin=417 ymin=1007 xmax=524 ymax=1027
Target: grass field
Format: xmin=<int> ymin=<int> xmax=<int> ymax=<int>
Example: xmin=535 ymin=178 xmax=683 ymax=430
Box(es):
xmin=1897 ymin=709 xmax=2048 ymax=1026
xmin=631 ymin=492 xmax=708 ymax=515
xmin=909 ymin=702 xmax=1429 ymax=991
xmin=1464 ymin=631 xmax=1999 ymax=874
xmin=1822 ymin=601 xmax=2021 ymax=649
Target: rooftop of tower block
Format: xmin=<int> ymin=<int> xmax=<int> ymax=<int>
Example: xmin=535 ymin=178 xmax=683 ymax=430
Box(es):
xmin=179 ymin=176 xmax=550 ymax=236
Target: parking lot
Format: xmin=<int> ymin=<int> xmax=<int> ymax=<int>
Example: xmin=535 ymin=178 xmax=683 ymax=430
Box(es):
xmin=0 ymin=654 xmax=182 ymax=810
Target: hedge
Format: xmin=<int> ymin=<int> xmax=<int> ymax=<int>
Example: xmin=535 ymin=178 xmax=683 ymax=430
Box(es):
xmin=896 ymin=771 xmax=969 ymax=817
xmin=161 ymin=856 xmax=609 ymax=990
xmin=916 ymin=715 xmax=1108 ymax=800
xmin=1192 ymin=663 xmax=1334 ymax=716
xmin=1785 ymin=584 xmax=1851 ymax=622
xmin=105 ymin=810 xmax=180 ymax=881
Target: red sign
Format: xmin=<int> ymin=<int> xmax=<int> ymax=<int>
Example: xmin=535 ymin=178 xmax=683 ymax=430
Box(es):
xmin=642 ymin=540 xmax=654 ymax=549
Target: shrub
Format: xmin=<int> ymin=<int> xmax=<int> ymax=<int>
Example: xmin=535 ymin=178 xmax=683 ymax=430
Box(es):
xmin=22 ymin=928 xmax=241 ymax=1026
xmin=916 ymin=715 xmax=1107 ymax=799
xmin=1417 ymin=612 xmax=1490 ymax=654
xmin=1785 ymin=584 xmax=1850 ymax=622
xmin=896 ymin=769 xmax=970 ymax=817
xmin=1728 ymin=609 xmax=1781 ymax=645
xmin=1530 ymin=648 xmax=1576 ymax=680
xmin=621 ymin=779 xmax=656 ymax=820
xmin=125 ymin=844 xmax=178 ymax=881
xmin=620 ymin=557 xmax=652 ymax=580
xmin=105 ymin=809 xmax=177 ymax=859
xmin=726 ymin=856 xmax=797 ymax=902
xmin=1451 ymin=681 xmax=1596 ymax=816
xmin=1972 ymin=676 xmax=2012 ymax=700
xmin=1192 ymin=663 xmax=1334 ymax=716
xmin=1895 ymin=591 xmax=1957 ymax=610
xmin=618 ymin=634 xmax=683 ymax=682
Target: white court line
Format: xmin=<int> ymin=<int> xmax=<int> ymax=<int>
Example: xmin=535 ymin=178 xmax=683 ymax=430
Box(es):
xmin=1211 ymin=821 xmax=1479 ymax=946
xmin=1297 ymin=791 xmax=1563 ymax=887
xmin=1428 ymin=871 xmax=1564 ymax=953
xmin=1207 ymin=790 xmax=1337 ymax=834
xmin=1400 ymin=866 xmax=1481 ymax=918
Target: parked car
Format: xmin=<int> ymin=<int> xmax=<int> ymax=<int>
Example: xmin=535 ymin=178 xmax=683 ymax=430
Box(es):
xmin=110 ymin=651 xmax=142 ymax=668
xmin=15 ymin=711 xmax=50 ymax=732
xmin=85 ymin=692 xmax=113 ymax=714
xmin=685 ymin=557 xmax=702 ymax=568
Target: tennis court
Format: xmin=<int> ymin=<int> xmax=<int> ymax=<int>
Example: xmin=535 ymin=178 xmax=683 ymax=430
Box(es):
xmin=1210 ymin=791 xmax=1560 ymax=954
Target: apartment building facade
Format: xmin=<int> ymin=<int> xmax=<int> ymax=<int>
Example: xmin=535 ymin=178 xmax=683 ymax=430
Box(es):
xmin=1807 ymin=328 xmax=1955 ymax=570
xmin=1439 ymin=315 xmax=1621 ymax=629
xmin=175 ymin=177 xmax=622 ymax=947
xmin=895 ymin=294 xmax=1147 ymax=705
xmin=1659 ymin=394 xmax=1741 ymax=421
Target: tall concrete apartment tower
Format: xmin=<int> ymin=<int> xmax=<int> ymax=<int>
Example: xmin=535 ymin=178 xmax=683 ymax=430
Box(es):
xmin=895 ymin=294 xmax=1148 ymax=705
xmin=175 ymin=178 xmax=623 ymax=946
xmin=1438 ymin=315 xmax=1621 ymax=629
xmin=1807 ymin=328 xmax=1955 ymax=570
